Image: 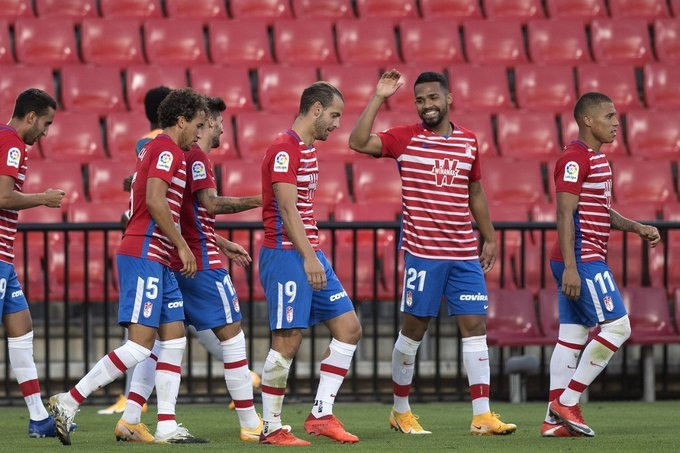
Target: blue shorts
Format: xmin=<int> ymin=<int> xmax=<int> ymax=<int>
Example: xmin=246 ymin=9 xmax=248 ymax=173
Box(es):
xmin=259 ymin=248 xmax=354 ymax=330
xmin=550 ymin=260 xmax=626 ymax=327
xmin=401 ymin=252 xmax=488 ymax=318
xmin=116 ymin=255 xmax=184 ymax=328
xmin=0 ymin=262 xmax=28 ymax=315
xmin=175 ymin=268 xmax=242 ymax=331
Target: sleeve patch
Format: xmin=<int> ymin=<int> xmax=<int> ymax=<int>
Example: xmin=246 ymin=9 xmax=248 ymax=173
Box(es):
xmin=156 ymin=151 xmax=173 ymax=171
xmin=273 ymin=151 xmax=290 ymax=173
xmin=563 ymin=161 xmax=579 ymax=183
xmin=6 ymin=147 xmax=21 ymax=168
xmin=192 ymin=161 xmax=207 ymax=180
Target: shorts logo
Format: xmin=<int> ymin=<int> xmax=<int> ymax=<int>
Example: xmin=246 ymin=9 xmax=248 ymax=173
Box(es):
xmin=273 ymin=151 xmax=289 ymax=173
xmin=329 ymin=290 xmax=347 ymax=302
xmin=143 ymin=302 xmax=153 ymax=318
xmin=168 ymin=301 xmax=183 ymax=309
xmin=563 ymin=161 xmax=579 ymax=182
xmin=286 ymin=305 xmax=294 ymax=323
xmin=233 ymin=296 xmax=240 ymax=313
xmin=603 ymin=295 xmax=613 ymax=312
xmin=156 ymin=151 xmax=173 ymax=171
xmin=191 ymin=161 xmax=207 ymax=180
xmin=6 ymin=147 xmax=21 ymax=168
xmin=11 ymin=289 xmax=23 ymax=298
xmin=405 ymin=290 xmax=413 ymax=307
xmin=459 ymin=293 xmax=488 ymax=301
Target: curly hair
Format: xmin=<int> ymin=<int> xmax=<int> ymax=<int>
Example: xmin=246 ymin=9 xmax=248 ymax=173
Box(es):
xmin=158 ymin=88 xmax=207 ymax=129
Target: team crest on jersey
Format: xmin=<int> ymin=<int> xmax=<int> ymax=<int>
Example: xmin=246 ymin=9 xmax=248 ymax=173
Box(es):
xmin=432 ymin=158 xmax=460 ymax=187
xmin=273 ymin=151 xmax=289 ymax=172
xmin=143 ymin=302 xmax=153 ymax=318
xmin=603 ymin=295 xmax=613 ymax=312
xmin=233 ymin=296 xmax=240 ymax=313
xmin=156 ymin=151 xmax=173 ymax=171
xmin=405 ymin=290 xmax=413 ymax=307
xmin=192 ymin=161 xmax=207 ymax=180
xmin=6 ymin=147 xmax=21 ymax=168
xmin=286 ymin=305 xmax=294 ymax=323
xmin=563 ymin=161 xmax=579 ymax=182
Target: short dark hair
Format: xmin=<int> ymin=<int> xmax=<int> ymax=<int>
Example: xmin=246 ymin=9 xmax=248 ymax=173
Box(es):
xmin=12 ymin=88 xmax=57 ymax=119
xmin=299 ymin=81 xmax=343 ymax=115
xmin=414 ymin=72 xmax=449 ymax=91
xmin=158 ymin=88 xmax=207 ymax=129
xmin=205 ymin=96 xmax=227 ymax=118
xmin=574 ymin=92 xmax=614 ymax=123
xmin=144 ymin=86 xmax=172 ymax=126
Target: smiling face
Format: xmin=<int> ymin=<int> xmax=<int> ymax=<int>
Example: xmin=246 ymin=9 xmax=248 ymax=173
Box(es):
xmin=414 ymin=81 xmax=452 ymax=131
xmin=585 ymin=101 xmax=619 ymax=145
xmin=313 ymin=95 xmax=344 ymax=142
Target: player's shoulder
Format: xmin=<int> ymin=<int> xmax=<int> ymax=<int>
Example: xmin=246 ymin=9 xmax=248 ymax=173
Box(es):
xmin=0 ymin=126 xmax=24 ymax=152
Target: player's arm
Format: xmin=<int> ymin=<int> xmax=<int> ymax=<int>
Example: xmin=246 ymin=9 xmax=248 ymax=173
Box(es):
xmin=215 ymin=234 xmax=251 ymax=267
xmin=0 ymin=175 xmax=65 ymax=210
xmin=610 ymin=208 xmax=660 ymax=247
xmin=273 ymin=181 xmax=326 ymax=291
xmin=146 ymin=177 xmax=196 ymax=277
xmin=556 ymin=192 xmax=581 ymax=301
xmin=196 ymin=187 xmax=262 ymax=216
xmin=348 ymin=70 xmax=404 ymax=157
xmin=469 ymin=180 xmax=496 ymax=273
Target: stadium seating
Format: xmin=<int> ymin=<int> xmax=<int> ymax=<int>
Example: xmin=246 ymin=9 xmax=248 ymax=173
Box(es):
xmin=125 ymin=65 xmax=187 ymax=112
xmin=399 ymin=18 xmax=465 ymax=66
xmin=0 ymin=66 xmax=55 ymax=110
xmin=352 ymin=159 xmax=402 ymax=203
xmin=21 ymin=160 xmax=85 ymax=210
xmin=99 ymin=0 xmax=162 ymax=19
xmin=590 ymin=19 xmax=653 ymax=66
xmin=496 ymin=111 xmax=560 ymax=160
xmin=257 ymin=65 xmax=318 ymax=113
xmin=463 ymin=19 xmax=528 ymax=66
xmin=673 ymin=0 xmax=680 ymax=16
xmin=39 ymin=112 xmax=107 ymax=163
xmin=80 ymin=19 xmax=145 ymax=67
xmin=611 ymin=158 xmax=674 ymax=208
xmin=653 ymin=19 xmax=680 ymax=64
xmin=220 ymin=159 xmax=262 ymax=198
xmin=0 ymin=19 xmax=12 ymax=64
xmin=576 ymin=64 xmax=642 ymax=112
xmin=87 ymin=160 xmax=135 ymax=203
xmin=290 ymin=0 xmax=354 ymax=20
xmin=234 ymin=112 xmax=292 ymax=160
xmin=514 ymin=64 xmax=577 ymax=113
xmin=60 ymin=65 xmax=127 ymax=115
xmin=623 ymin=287 xmax=679 ymax=345
xmin=14 ymin=18 xmax=79 ymax=68
xmin=189 ymin=65 xmax=255 ymax=113
xmin=484 ymin=159 xmax=547 ymax=207
xmin=0 ymin=0 xmax=32 ymax=22
xmin=208 ymin=19 xmax=273 ymax=68
xmin=164 ymin=0 xmax=227 ymax=21
xmin=448 ymin=64 xmax=513 ymax=112
xmin=331 ymin=242 xmax=389 ymax=301
xmin=537 ymin=288 xmax=559 ymax=342
xmin=105 ymin=111 xmax=154 ymax=162
xmin=455 ymin=112 xmax=497 ymax=156
xmin=643 ymin=63 xmax=680 ymax=110
xmin=486 ymin=288 xmax=550 ymax=346
xmin=319 ymin=65 xmax=381 ymax=113
xmin=419 ymin=0 xmax=482 ymax=20
xmin=484 ymin=0 xmax=545 ymax=22
xmin=313 ymin=161 xmax=351 ymax=208
xmin=355 ymin=0 xmax=418 ymax=24
xmin=14 ymin=237 xmax=49 ymax=303
xmin=34 ymin=0 xmax=96 ymax=23
xmin=144 ymin=19 xmax=208 ymax=65
xmin=608 ymin=0 xmax=670 ymax=22
xmin=527 ymin=19 xmax=591 ymax=65
xmin=314 ymin=111 xmax=362 ymax=163
xmin=273 ymin=19 xmax=338 ymax=65
xmin=625 ymin=110 xmax=680 ymax=159
xmin=544 ymin=0 xmax=607 ymax=22
xmin=223 ymin=229 xmax=265 ymax=301
xmin=48 ymin=241 xmax=116 ymax=303
xmin=335 ymin=19 xmax=400 ymax=66
xmin=67 ymin=200 xmax=128 ymax=224
xmin=229 ymin=0 xmax=292 ymax=24
xmin=558 ymin=111 xmax=628 ymax=158
xmin=18 ymin=205 xmax=64 ymax=223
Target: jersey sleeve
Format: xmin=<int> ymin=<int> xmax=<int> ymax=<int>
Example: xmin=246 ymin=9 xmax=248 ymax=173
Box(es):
xmin=146 ymin=145 xmax=183 ymax=185
xmin=265 ymin=141 xmax=300 ymax=185
xmin=188 ymin=151 xmax=216 ymax=193
xmin=0 ymin=136 xmax=25 ymax=180
xmin=469 ymin=140 xmax=482 ymax=182
xmin=377 ymin=125 xmax=414 ymax=159
xmin=554 ymin=153 xmax=589 ymax=196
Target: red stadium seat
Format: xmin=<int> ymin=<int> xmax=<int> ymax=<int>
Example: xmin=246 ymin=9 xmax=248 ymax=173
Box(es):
xmin=208 ymin=19 xmax=273 ymax=68
xmin=455 ymin=112 xmax=497 ymax=156
xmin=234 ymin=112 xmax=292 ymax=160
xmin=221 ymin=229 xmax=265 ymax=301
xmin=514 ymin=64 xmax=577 ymax=113
xmin=675 ymin=289 xmax=680 ymax=333
xmin=352 ymin=159 xmax=401 ymax=203
xmin=18 ymin=205 xmax=63 ymax=223
xmin=355 ymin=0 xmax=418 ymax=24
xmin=334 ymin=200 xmax=401 ymax=222
xmin=625 ymin=110 xmax=680 ymax=159
xmin=527 ymin=19 xmax=591 ymax=65
xmin=14 ymin=18 xmax=79 ymax=68
xmin=87 ymin=160 xmax=135 ymax=203
xmin=486 ymin=289 xmax=549 ymax=346
xmin=22 ymin=160 xmax=84 ymax=209
xmin=105 ymin=111 xmax=148 ymax=162
xmin=0 ymin=19 xmax=13 ymax=63
xmin=558 ymin=111 xmax=628 ymax=158
xmin=229 ymin=0 xmax=292 ymax=24
xmin=611 ymin=158 xmax=674 ymax=207
xmin=144 ymin=19 xmax=208 ymax=65
xmin=0 ymin=66 xmax=54 ymax=111
xmin=291 ymin=0 xmax=353 ymax=20
xmin=484 ymin=0 xmax=545 ymax=22
xmin=100 ymin=0 xmax=162 ymax=19
xmin=14 ymin=237 xmax=49 ymax=303
xmin=273 ymin=19 xmax=337 ymax=65
xmin=189 ymin=65 xmax=255 ymax=113
xmin=257 ymin=65 xmax=318 ymax=113
xmin=319 ymin=65 xmax=381 ymax=114
xmin=125 ymin=65 xmax=187 ymax=112
xmin=463 ymin=19 xmax=527 ymax=66
xmin=0 ymin=0 xmax=33 ymax=23
xmin=496 ymin=111 xmax=560 ymax=160
xmin=313 ymin=161 xmax=351 ymax=208
xmin=60 ymin=65 xmax=126 ymax=115
xmin=80 ymin=19 xmax=145 ymax=67
xmin=537 ymin=289 xmax=560 ymax=341
xmin=67 ymin=200 xmax=128 ymax=223
xmin=335 ymin=19 xmax=400 ymax=66
xmin=164 ymin=0 xmax=227 ymax=21
xmin=590 ymin=19 xmax=653 ymax=66
xmin=449 ymin=64 xmax=513 ymax=113
xmin=643 ymin=63 xmax=680 ymax=110
xmin=40 ymin=112 xmax=106 ymax=163
xmin=34 ymin=0 xmax=96 ymax=22
xmin=544 ymin=0 xmax=607 ymax=22
xmin=622 ymin=287 xmax=679 ymax=344
xmin=399 ymin=19 xmax=465 ymax=66
xmin=608 ymin=0 xmax=670 ymax=22
xmin=331 ymin=242 xmax=389 ymax=301
xmin=673 ymin=0 xmax=680 ymax=16
xmin=419 ymin=0 xmax=482 ymax=20
xmin=220 ymin=159 xmax=261 ymax=198
xmin=484 ymin=158 xmax=547 ymax=207
xmin=654 ymin=19 xmax=680 ymax=64
xmin=611 ymin=202 xmax=659 ymax=222
xmin=577 ymin=64 xmax=642 ymax=112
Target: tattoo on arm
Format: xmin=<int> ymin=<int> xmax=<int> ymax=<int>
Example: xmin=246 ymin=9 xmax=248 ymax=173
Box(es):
xmin=610 ymin=209 xmax=638 ymax=233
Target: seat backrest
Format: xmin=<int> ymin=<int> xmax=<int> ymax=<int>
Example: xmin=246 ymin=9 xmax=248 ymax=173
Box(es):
xmin=625 ymin=110 xmax=680 ymax=159
xmin=100 ymin=0 xmax=161 ymax=19
xmin=257 ymin=65 xmax=318 ymax=112
xmin=399 ymin=18 xmax=464 ymax=66
xmin=0 ymin=0 xmax=33 ymax=23
xmin=229 ymin=0 xmax=292 ymax=24
xmin=483 ymin=158 xmax=546 ymax=205
xmin=484 ymin=0 xmax=545 ymax=22
xmin=643 ymin=63 xmax=680 ymax=110
xmin=355 ymin=0 xmax=418 ymax=24
xmin=80 ymin=18 xmax=145 ymax=67
xmin=486 ymin=288 xmax=542 ymax=338
xmin=208 ymin=19 xmax=273 ymax=68
xmin=125 ymin=65 xmax=187 ymax=112
xmin=67 ymin=200 xmax=129 ymax=223
xmin=544 ymin=0 xmax=607 ymax=22
xmin=273 ymin=19 xmax=337 ymax=65
xmin=335 ymin=18 xmax=400 ymax=66
xmin=654 ymin=19 xmax=680 ymax=64
xmin=105 ymin=111 xmax=149 ymax=162
xmin=35 ymin=0 xmax=97 ymax=22
xmin=419 ymin=0 xmax=482 ymax=20
xmin=144 ymin=18 xmax=208 ymax=65
xmin=590 ymin=18 xmax=653 ymax=66
xmin=334 ymin=200 xmax=401 ymax=222
xmin=0 ymin=19 xmax=12 ymax=63
xmin=87 ymin=160 xmax=135 ymax=203
xmin=0 ymin=65 xmax=54 ymax=109
xmin=514 ymin=64 xmax=577 ymax=113
xmin=164 ymin=0 xmax=227 ymax=21
xmin=60 ymin=65 xmax=127 ymax=114
xmin=189 ymin=65 xmax=255 ymax=113
xmin=449 ymin=64 xmax=513 ymax=112
xmin=463 ymin=19 xmax=527 ymax=66
xmin=527 ymin=19 xmax=591 ymax=64
xmin=537 ymin=288 xmax=560 ymax=341
xmin=577 ymin=63 xmax=642 ymax=112
xmin=220 ymin=159 xmax=262 ymax=198
xmin=496 ymin=111 xmax=560 ymax=160
xmin=608 ymin=0 xmax=670 ymax=22
xmin=455 ymin=112 xmax=497 ymax=156
xmin=319 ymin=65 xmax=382 ymax=113
xmin=290 ymin=0 xmax=353 ymax=20
xmin=234 ymin=112 xmax=293 ymax=160
xmin=40 ymin=111 xmax=106 ymax=162
xmin=352 ymin=159 xmax=402 ymax=203
xmin=621 ymin=287 xmax=675 ymax=337
xmin=22 ymin=160 xmax=85 ymax=208
xmin=14 ymin=17 xmax=79 ymax=67
xmin=611 ymin=157 xmax=674 ymax=207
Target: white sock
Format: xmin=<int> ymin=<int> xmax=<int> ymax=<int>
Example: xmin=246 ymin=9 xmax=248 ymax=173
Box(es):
xmin=8 ymin=332 xmax=49 ymax=421
xmin=193 ymin=327 xmax=223 ymax=362
xmin=155 ymin=337 xmax=186 ymax=435
xmin=546 ymin=324 xmax=587 ymax=422
xmin=312 ymin=338 xmax=356 ymax=418
xmin=462 ymin=335 xmax=491 ymax=416
xmin=261 ymin=349 xmax=292 ymax=436
xmin=221 ymin=331 xmax=259 ymax=430
xmin=122 ymin=340 xmax=161 ymax=424
xmin=391 ymin=332 xmax=420 ymax=414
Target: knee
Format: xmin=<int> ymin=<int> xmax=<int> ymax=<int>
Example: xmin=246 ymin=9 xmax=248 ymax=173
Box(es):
xmin=600 ymin=315 xmax=631 ymax=347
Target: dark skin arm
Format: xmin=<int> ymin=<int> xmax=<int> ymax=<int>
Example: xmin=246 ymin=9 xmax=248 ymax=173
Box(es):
xmin=469 ymin=180 xmax=496 ymax=273
xmin=0 ymin=175 xmax=65 ymax=210
xmin=556 ymin=192 xmax=581 ymax=301
xmin=610 ymin=208 xmax=661 ymax=246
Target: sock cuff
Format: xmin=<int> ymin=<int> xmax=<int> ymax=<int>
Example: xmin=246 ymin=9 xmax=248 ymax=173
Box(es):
xmin=461 ymin=335 xmax=488 ymax=352
xmin=220 ymin=330 xmax=245 ymax=347
xmin=395 ymin=331 xmax=421 ymax=355
xmin=159 ymin=337 xmax=187 ymax=350
xmin=267 ymin=349 xmax=292 ymax=369
xmin=151 ymin=339 xmax=162 ymax=356
xmin=329 ymin=338 xmax=356 ymax=356
xmin=8 ymin=331 xmax=33 ymax=346
xmin=125 ymin=341 xmax=152 ymax=362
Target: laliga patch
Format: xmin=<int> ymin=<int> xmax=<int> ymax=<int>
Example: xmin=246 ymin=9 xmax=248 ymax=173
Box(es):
xmin=273 ymin=151 xmax=289 ymax=173
xmin=563 ymin=161 xmax=579 ymax=183
xmin=192 ymin=161 xmax=207 ymax=180
xmin=6 ymin=147 xmax=21 ymax=168
xmin=156 ymin=151 xmax=173 ymax=171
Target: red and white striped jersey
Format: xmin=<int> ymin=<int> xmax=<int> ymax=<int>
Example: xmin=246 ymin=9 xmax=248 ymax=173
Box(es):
xmin=377 ymin=122 xmax=483 ymax=260
xmin=0 ymin=125 xmax=28 ymax=265
xmin=550 ymin=140 xmax=612 ymax=263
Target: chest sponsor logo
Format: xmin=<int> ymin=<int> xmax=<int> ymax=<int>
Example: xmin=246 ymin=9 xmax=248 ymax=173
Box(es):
xmin=6 ymin=147 xmax=21 ymax=168
xmin=156 ymin=151 xmax=173 ymax=171
xmin=432 ymin=158 xmax=460 ymax=187
xmin=273 ymin=151 xmax=289 ymax=172
xmin=563 ymin=161 xmax=579 ymax=182
xmin=192 ymin=161 xmax=207 ymax=180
